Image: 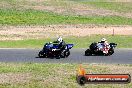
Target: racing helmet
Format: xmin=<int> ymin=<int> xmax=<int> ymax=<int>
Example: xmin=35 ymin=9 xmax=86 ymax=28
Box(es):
xmin=57 ymin=36 xmax=63 ymax=42
xmin=101 ymin=38 xmax=106 ymax=42
xmin=49 ymin=42 xmax=52 ymax=44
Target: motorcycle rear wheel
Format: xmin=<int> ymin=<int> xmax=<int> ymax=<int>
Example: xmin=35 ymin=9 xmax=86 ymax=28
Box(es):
xmin=38 ymin=51 xmax=46 ymax=58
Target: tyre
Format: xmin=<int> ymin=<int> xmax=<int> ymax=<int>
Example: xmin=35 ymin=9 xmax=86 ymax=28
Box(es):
xmin=38 ymin=53 xmax=43 ymax=58
xmin=85 ymin=49 xmax=92 ymax=56
xmin=38 ymin=51 xmax=46 ymax=58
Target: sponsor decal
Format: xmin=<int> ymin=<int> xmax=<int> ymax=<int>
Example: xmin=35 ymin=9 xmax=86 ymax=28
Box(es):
xmin=76 ymin=65 xmax=131 ymax=85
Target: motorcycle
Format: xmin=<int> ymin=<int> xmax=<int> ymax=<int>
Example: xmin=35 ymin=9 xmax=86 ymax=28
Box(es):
xmin=38 ymin=42 xmax=74 ymax=59
xmin=85 ymin=42 xmax=117 ymax=56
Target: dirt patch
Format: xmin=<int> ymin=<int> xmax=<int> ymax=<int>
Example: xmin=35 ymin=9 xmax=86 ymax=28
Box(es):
xmin=0 ymin=25 xmax=132 ymax=40
xmin=0 ymin=73 xmax=32 ymax=84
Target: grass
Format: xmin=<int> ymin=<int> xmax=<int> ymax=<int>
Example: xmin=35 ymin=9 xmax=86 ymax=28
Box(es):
xmin=0 ymin=35 xmax=132 ymax=48
xmin=0 ymin=62 xmax=131 ymax=88
xmin=73 ymin=0 xmax=132 ymax=13
xmin=0 ymin=9 xmax=132 ymax=25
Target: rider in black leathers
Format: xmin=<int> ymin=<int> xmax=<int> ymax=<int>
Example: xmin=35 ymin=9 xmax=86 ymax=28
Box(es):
xmin=55 ymin=36 xmax=66 ymax=50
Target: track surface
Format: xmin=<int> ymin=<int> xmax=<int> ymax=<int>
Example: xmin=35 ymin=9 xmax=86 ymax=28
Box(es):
xmin=0 ymin=49 xmax=132 ymax=64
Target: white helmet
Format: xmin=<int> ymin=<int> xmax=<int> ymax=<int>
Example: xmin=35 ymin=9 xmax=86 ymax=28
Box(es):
xmin=101 ymin=38 xmax=106 ymax=42
xmin=57 ymin=36 xmax=63 ymax=42
xmin=49 ymin=42 xmax=52 ymax=44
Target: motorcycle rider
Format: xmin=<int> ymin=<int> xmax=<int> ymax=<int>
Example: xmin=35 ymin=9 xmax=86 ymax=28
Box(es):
xmin=101 ymin=38 xmax=109 ymax=47
xmin=56 ymin=36 xmax=66 ymax=50
xmin=57 ymin=36 xmax=63 ymax=43
xmin=97 ymin=38 xmax=110 ymax=53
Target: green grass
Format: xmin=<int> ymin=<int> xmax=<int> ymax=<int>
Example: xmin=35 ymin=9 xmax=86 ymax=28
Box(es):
xmin=73 ymin=0 xmax=132 ymax=13
xmin=0 ymin=9 xmax=132 ymax=25
xmin=0 ymin=35 xmax=132 ymax=48
xmin=0 ymin=62 xmax=132 ymax=88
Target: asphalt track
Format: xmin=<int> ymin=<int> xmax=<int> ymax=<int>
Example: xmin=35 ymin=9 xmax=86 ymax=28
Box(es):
xmin=0 ymin=49 xmax=132 ymax=64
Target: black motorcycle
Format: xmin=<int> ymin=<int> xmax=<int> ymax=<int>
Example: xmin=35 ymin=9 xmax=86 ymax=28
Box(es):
xmin=85 ymin=42 xmax=117 ymax=56
xmin=38 ymin=42 xmax=74 ymax=59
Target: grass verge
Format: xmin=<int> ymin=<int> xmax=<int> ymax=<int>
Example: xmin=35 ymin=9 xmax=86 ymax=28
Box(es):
xmin=0 ymin=35 xmax=132 ymax=48
xmin=0 ymin=9 xmax=132 ymax=25
xmin=0 ymin=62 xmax=132 ymax=88
xmin=73 ymin=0 xmax=132 ymax=13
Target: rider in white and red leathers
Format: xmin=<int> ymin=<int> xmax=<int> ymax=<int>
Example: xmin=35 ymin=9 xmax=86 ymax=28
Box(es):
xmin=98 ymin=38 xmax=110 ymax=54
